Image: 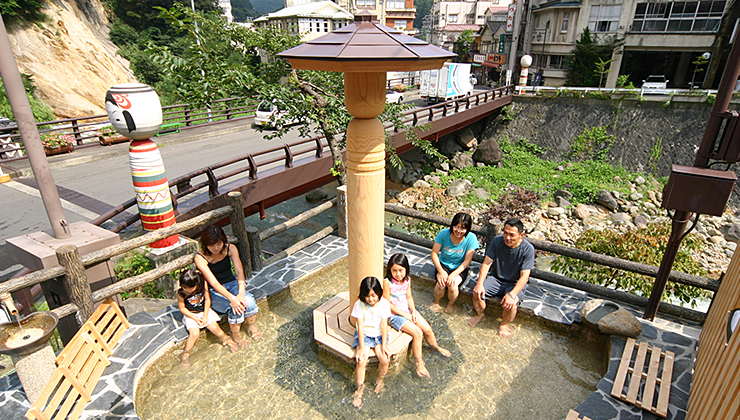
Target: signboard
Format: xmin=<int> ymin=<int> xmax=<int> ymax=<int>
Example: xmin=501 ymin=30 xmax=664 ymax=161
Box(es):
xmin=499 ymin=34 xmax=506 ymax=54
xmin=506 ymin=3 xmax=516 ymax=33
xmin=473 ymin=54 xmax=485 ymax=63
xmin=486 ymin=54 xmax=507 ymax=65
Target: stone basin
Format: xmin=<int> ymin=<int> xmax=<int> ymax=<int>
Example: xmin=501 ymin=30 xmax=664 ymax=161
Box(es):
xmin=0 ymin=312 xmax=59 ymax=357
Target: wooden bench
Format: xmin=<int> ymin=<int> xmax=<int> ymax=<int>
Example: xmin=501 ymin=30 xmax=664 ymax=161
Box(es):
xmin=26 ymin=299 xmax=130 ymax=420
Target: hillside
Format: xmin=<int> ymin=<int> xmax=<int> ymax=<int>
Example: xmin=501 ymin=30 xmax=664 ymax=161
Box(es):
xmin=5 ymin=0 xmax=136 ymax=118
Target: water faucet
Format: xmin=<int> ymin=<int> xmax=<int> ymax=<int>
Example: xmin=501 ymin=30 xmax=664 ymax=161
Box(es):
xmin=0 ymin=292 xmax=18 ymax=316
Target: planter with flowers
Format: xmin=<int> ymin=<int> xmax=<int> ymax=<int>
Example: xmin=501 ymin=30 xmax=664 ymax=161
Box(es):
xmin=393 ymin=83 xmax=408 ymax=92
xmin=97 ymin=125 xmax=128 ymax=146
xmin=41 ymin=132 xmax=75 ymax=156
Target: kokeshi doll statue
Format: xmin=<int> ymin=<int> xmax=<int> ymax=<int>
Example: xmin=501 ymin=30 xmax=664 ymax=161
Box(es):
xmin=105 ymin=83 xmax=178 ymax=248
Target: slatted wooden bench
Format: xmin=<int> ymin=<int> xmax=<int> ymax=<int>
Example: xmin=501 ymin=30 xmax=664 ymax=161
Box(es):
xmin=26 ymin=299 xmax=130 ymax=420
xmin=611 ymin=337 xmax=675 ymax=418
xmin=565 ymin=409 xmax=592 ymax=420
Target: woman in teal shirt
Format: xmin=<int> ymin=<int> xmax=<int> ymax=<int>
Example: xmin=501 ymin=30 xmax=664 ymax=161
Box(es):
xmin=430 ymin=212 xmax=478 ymax=313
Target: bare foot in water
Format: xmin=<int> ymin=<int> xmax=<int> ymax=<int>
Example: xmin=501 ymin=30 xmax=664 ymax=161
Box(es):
xmin=232 ymin=331 xmax=250 ymax=348
xmin=444 ymin=304 xmax=456 ymax=314
xmin=180 ymin=351 xmax=191 ymax=369
xmin=467 ymin=314 xmax=484 ymax=328
xmin=499 ymin=324 xmax=512 ymax=338
xmin=374 ymin=380 xmax=386 ymax=396
xmin=435 ymin=346 xmax=452 ymax=357
xmin=416 ymin=362 xmax=430 ymax=378
xmin=248 ymin=325 xmax=262 ymax=340
xmin=352 ymin=384 xmax=365 ymax=409
xmin=222 ymin=337 xmax=240 ymax=353
xmin=429 ymin=303 xmax=444 ymax=313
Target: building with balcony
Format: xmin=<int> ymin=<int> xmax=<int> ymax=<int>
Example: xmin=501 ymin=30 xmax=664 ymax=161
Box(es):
xmin=253 ymin=1 xmax=353 ymax=41
xmin=529 ymin=0 xmax=732 ymax=88
xmin=431 ymin=0 xmax=500 ymax=49
xmin=283 ymin=0 xmax=417 ymax=34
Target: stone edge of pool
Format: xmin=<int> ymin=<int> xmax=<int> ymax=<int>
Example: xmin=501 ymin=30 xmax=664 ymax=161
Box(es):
xmin=0 ymin=235 xmax=700 ymax=420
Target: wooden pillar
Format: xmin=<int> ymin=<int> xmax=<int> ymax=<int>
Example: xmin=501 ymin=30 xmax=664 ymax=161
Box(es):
xmin=227 ymin=191 xmax=252 ymax=279
xmin=344 ymin=72 xmax=387 ymax=321
xmin=56 ymin=245 xmax=94 ymax=326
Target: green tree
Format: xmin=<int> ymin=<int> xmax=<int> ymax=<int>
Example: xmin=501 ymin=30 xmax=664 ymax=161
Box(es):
xmin=594 ymin=57 xmax=612 ymax=88
xmin=565 ymin=28 xmax=623 ymax=87
xmin=231 ymin=0 xmax=257 ymax=22
xmin=0 ymin=0 xmax=46 ymax=24
xmin=454 ymin=29 xmax=475 ymax=62
xmin=413 ymin=0 xmax=433 ymax=29
xmin=0 ymin=76 xmax=55 ymax=122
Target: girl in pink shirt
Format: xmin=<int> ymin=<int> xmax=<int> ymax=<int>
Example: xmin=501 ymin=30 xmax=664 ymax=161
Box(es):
xmin=383 ymin=253 xmax=451 ymax=378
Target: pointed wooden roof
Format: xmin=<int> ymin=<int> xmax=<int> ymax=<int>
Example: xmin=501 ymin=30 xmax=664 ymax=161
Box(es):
xmin=277 ymin=12 xmax=455 ymax=72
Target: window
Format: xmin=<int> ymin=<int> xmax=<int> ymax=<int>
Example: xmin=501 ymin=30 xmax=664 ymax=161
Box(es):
xmin=548 ymin=55 xmax=567 ymax=69
xmin=395 ymin=21 xmax=407 ymax=30
xmin=357 ymin=0 xmax=376 ymax=8
xmin=386 ymin=0 xmax=405 ymax=9
xmin=632 ymin=1 xmax=724 ymax=33
xmin=588 ymin=5 xmax=622 ymax=32
xmin=449 ymin=14 xmax=458 ymax=23
xmin=561 ymin=12 xmax=570 ymax=32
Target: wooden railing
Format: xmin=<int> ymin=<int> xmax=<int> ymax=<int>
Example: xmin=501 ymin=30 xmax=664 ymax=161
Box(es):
xmin=0 ymin=97 xmax=258 ymax=161
xmin=90 ymin=86 xmax=515 ymax=232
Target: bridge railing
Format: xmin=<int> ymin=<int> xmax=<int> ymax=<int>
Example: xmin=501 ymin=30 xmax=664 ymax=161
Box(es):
xmin=0 ymin=97 xmax=258 ymax=161
xmin=91 ymin=85 xmax=515 ymax=232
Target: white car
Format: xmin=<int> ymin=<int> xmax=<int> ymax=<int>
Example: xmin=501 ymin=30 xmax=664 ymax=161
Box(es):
xmin=642 ymin=75 xmax=669 ymax=93
xmin=254 ymin=100 xmax=294 ymax=129
xmin=385 ymin=90 xmax=404 ymax=104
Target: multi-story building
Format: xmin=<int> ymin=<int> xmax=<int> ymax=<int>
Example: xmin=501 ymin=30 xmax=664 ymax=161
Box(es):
xmin=253 ymin=1 xmax=353 ymax=41
xmin=284 ymin=0 xmax=417 ymax=35
xmin=219 ymin=0 xmax=234 ymax=23
xmin=528 ymin=0 xmax=732 ymax=88
xmin=431 ymin=0 xmax=498 ymax=50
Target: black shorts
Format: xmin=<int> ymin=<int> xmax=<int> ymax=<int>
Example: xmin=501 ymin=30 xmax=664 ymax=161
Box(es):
xmin=483 ymin=277 xmax=526 ymax=305
xmin=441 ymin=265 xmax=470 ymax=287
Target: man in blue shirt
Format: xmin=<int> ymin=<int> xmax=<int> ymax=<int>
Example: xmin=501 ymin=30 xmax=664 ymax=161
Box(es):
xmin=468 ymin=218 xmax=535 ymax=337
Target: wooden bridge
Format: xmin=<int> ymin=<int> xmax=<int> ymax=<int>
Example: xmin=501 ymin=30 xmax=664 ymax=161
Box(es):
xmin=92 ymin=86 xmax=514 ymax=232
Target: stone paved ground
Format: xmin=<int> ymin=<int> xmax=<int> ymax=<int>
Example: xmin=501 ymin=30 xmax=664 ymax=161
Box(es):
xmin=0 ymin=235 xmax=700 ymax=420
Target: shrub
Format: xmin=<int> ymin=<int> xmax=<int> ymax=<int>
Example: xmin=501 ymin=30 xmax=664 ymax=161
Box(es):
xmin=551 ymin=222 xmax=710 ymax=306
xmin=393 ymin=84 xmax=407 ymax=92
xmin=114 ymin=252 xmax=165 ymax=300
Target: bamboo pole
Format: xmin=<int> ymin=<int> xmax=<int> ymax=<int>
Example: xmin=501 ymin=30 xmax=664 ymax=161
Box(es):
xmin=56 ymin=245 xmax=95 ymax=326
xmin=227 ymin=192 xmax=252 ymax=279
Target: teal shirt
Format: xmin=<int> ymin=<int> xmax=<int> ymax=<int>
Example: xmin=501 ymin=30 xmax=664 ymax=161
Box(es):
xmin=434 ymin=228 xmax=479 ymax=271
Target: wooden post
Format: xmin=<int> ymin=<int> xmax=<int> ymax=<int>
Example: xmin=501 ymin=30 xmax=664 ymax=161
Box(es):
xmin=56 ymin=245 xmax=94 ymax=326
xmin=246 ymin=226 xmax=263 ymax=273
xmin=227 ymin=191 xmax=252 ymax=279
xmin=337 ymin=185 xmax=348 ymax=238
xmin=344 ymin=72 xmax=387 ymax=322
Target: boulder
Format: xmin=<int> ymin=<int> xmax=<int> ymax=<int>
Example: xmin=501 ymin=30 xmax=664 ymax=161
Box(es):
xmin=547 ymin=207 xmax=566 ymax=218
xmin=457 ymin=128 xmax=478 ymax=149
xmin=629 ymin=192 xmax=644 ymax=201
xmin=721 ymin=223 xmax=740 ymax=243
xmin=446 ymin=179 xmax=472 ymax=197
xmin=439 ymin=136 xmax=465 ymax=156
xmin=451 ymin=152 xmax=475 ymax=170
xmin=634 ymin=175 xmax=646 ymax=185
xmin=574 ymin=203 xmax=590 ymax=220
xmin=554 ymin=189 xmax=574 ymax=200
xmin=634 ymin=215 xmax=649 ymax=229
xmin=305 ymin=189 xmax=328 ymax=203
xmin=403 ymin=172 xmax=418 ymax=185
xmin=597 ymin=309 xmax=643 ymax=337
xmin=555 ymin=196 xmax=572 ymax=208
xmin=596 ymin=190 xmax=619 ymax=211
xmin=413 ymin=180 xmax=431 ymax=189
xmin=475 ymin=188 xmax=490 ymax=200
xmin=529 ymin=230 xmax=547 ymax=241
xmin=473 ymin=137 xmax=503 ymax=165
xmin=388 ymin=164 xmax=406 ymax=184
xmin=609 ymin=212 xmax=632 ymax=223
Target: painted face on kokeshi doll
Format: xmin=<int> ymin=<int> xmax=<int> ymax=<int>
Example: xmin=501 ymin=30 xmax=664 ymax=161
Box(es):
xmin=105 ymin=83 xmax=163 ymax=140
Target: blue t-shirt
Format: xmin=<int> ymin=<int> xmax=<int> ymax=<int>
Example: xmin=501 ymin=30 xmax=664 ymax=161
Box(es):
xmin=485 ymin=236 xmax=535 ymax=283
xmin=434 ymin=228 xmax=479 ymax=271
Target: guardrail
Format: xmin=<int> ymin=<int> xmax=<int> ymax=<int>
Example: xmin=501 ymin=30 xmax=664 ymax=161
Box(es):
xmin=518 ymin=85 xmax=725 ymax=99
xmin=0 ymin=97 xmax=259 ymax=161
